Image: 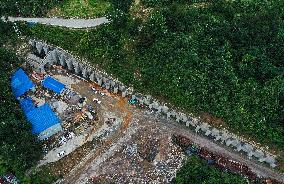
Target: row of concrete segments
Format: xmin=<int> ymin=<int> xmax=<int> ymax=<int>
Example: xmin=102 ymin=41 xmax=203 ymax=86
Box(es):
xmin=29 ymin=39 xmax=277 ymax=168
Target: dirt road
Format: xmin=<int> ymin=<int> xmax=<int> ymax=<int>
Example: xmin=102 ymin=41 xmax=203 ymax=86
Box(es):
xmin=63 ymin=82 xmax=137 ymax=184
xmin=61 ymin=81 xmax=284 ymax=183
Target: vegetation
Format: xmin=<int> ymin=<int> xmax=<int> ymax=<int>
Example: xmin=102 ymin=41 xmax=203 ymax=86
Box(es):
xmin=21 ymin=0 xmax=284 ymax=150
xmin=172 ymin=156 xmax=248 ymax=184
xmin=0 ymin=19 xmax=57 ymax=183
xmin=0 ymin=46 xmax=42 ymax=180
xmin=47 ymin=0 xmax=112 ymax=18
xmin=0 ymin=0 xmax=62 ymax=17
xmin=0 ymin=0 xmax=112 ymax=18
xmin=1 ymin=0 xmax=283 ymax=182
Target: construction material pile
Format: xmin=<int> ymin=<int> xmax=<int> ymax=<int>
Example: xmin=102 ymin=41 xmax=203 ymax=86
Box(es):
xmin=89 ymin=122 xmax=185 ymax=184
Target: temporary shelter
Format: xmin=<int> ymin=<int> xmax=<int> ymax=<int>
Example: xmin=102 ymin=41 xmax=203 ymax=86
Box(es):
xmin=20 ymin=97 xmax=62 ymax=140
xmin=42 ymin=76 xmax=65 ymax=94
xmin=11 ymin=68 xmax=35 ymax=98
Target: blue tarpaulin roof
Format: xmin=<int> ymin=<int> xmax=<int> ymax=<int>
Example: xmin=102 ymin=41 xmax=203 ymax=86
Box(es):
xmin=42 ymin=76 xmax=65 ymax=94
xmin=26 ymin=103 xmax=60 ymax=134
xmin=20 ymin=97 xmax=35 ymax=114
xmin=11 ymin=68 xmax=35 ymax=98
xmin=19 ymin=97 xmax=62 ymax=137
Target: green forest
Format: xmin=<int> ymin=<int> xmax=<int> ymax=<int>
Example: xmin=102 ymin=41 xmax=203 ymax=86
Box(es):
xmin=1 ymin=0 xmax=284 ymax=183
xmin=20 ymin=0 xmax=284 ymax=150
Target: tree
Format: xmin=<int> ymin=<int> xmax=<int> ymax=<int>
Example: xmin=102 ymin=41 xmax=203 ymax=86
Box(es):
xmin=0 ymin=48 xmax=42 ymax=180
xmin=173 ymin=156 xmax=247 ymax=184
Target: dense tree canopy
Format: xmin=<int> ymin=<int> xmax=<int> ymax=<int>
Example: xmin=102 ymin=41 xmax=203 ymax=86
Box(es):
xmin=0 ymin=0 xmax=62 ymax=17
xmin=22 ymin=0 xmax=284 ymax=149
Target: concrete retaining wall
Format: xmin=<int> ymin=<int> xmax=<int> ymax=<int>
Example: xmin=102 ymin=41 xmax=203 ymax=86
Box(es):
xmin=28 ymin=39 xmax=277 ymax=168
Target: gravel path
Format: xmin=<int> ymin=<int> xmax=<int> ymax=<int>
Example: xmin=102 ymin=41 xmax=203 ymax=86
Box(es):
xmin=3 ymin=17 xmax=109 ymax=28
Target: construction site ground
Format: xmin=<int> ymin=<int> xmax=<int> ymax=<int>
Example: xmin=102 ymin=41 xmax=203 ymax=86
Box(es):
xmin=36 ymin=69 xmax=284 ymax=184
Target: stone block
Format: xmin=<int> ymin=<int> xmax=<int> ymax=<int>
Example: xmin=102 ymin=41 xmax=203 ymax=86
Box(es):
xmin=205 ymin=130 xmax=212 ymax=136
xmin=241 ymin=143 xmax=253 ymax=154
xmin=46 ymin=53 xmax=54 ymax=64
xmin=211 ymin=128 xmax=220 ymax=138
xmin=218 ymin=131 xmax=231 ymax=143
xmin=36 ymin=42 xmax=43 ymax=54
xmin=110 ymin=80 xmax=116 ymax=87
xmin=132 ymin=95 xmax=136 ymax=100
xmin=43 ymin=46 xmax=49 ymax=54
xmin=89 ymin=73 xmax=95 ymax=81
xmin=29 ymin=39 xmax=35 ymax=47
xmin=102 ymin=77 xmax=108 ymax=83
xmin=176 ymin=115 xmax=181 ymax=122
xmin=122 ymin=91 xmax=127 ymax=97
xmin=253 ymin=150 xmax=264 ymax=159
xmin=73 ymin=61 xmax=81 ymax=74
xmin=82 ymin=68 xmax=88 ymax=78
xmin=200 ymin=123 xmax=211 ymax=132
xmin=195 ymin=124 xmax=202 ymax=132
xmin=119 ymin=85 xmax=125 ymax=92
xmin=113 ymin=87 xmax=118 ymax=94
xmin=105 ymin=83 xmax=110 ymax=90
xmin=97 ymin=78 xmax=103 ymax=86
xmin=161 ymin=105 xmax=169 ymax=113
xmin=51 ymin=50 xmax=59 ymax=64
xmin=66 ymin=59 xmax=73 ymax=71
xmin=58 ymin=54 xmax=66 ymax=67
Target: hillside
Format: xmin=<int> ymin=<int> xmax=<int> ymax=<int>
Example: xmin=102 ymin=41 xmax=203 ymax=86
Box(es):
xmin=1 ymin=0 xmax=284 ymax=183
xmin=21 ymin=0 xmax=284 ymax=150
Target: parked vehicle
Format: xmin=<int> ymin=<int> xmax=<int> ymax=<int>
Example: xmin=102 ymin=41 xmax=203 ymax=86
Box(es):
xmin=57 ymin=150 xmax=65 ymax=157
xmin=93 ymin=98 xmax=102 ymax=104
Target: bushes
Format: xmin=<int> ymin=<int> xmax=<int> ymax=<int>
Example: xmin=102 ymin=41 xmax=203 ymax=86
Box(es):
xmin=0 ymin=20 xmax=17 ymax=46
xmin=173 ymin=156 xmax=247 ymax=184
xmin=108 ymin=0 xmax=133 ymax=13
xmin=49 ymin=0 xmax=112 ymax=18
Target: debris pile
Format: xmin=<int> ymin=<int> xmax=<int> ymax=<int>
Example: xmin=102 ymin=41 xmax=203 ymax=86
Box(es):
xmin=90 ymin=123 xmax=185 ymax=184
xmin=172 ymin=134 xmax=284 ymax=184
xmin=138 ymin=138 xmax=159 ymax=162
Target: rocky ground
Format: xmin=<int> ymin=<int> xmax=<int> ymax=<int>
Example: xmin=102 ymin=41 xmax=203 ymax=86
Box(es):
xmin=62 ymin=80 xmax=284 ymax=183
xmin=33 ymin=66 xmax=284 ymax=184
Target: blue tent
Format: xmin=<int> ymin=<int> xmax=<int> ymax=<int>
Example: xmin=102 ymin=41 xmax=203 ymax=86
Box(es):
xmin=11 ymin=68 xmax=35 ymax=98
xmin=20 ymin=97 xmax=35 ymax=114
xmin=42 ymin=76 xmax=65 ymax=94
xmin=26 ymin=103 xmax=60 ymax=134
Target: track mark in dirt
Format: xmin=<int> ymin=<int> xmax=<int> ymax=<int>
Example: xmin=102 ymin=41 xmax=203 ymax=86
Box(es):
xmin=115 ymin=98 xmax=133 ymax=130
xmin=62 ymin=84 xmax=135 ymax=184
